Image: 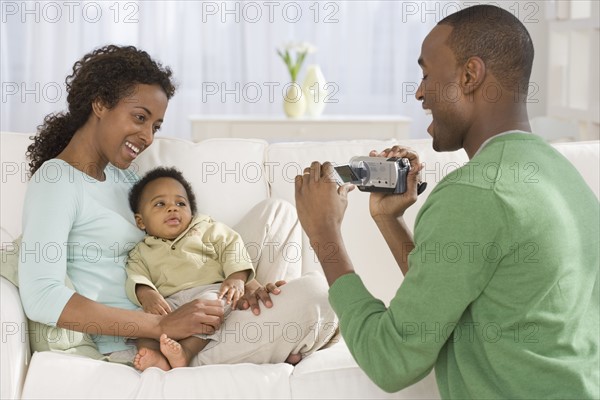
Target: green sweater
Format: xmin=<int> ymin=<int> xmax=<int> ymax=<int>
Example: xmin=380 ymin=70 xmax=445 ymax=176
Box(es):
xmin=329 ymin=133 xmax=599 ymax=399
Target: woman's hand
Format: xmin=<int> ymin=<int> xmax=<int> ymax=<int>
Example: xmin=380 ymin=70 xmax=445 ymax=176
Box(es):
xmin=158 ymin=298 xmax=224 ymax=340
xmin=237 ymin=279 xmax=286 ymax=315
xmin=368 ymin=146 xmax=424 ymax=219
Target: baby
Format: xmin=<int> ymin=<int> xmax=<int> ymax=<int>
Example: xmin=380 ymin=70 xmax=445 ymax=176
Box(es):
xmin=126 ymin=166 xmax=255 ymax=371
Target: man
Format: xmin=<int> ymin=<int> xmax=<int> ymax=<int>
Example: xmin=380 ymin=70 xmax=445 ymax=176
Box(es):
xmin=294 ymin=5 xmax=599 ymax=399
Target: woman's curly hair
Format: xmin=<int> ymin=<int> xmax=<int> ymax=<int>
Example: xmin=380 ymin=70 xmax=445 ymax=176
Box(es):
xmin=27 ymin=45 xmax=177 ymax=176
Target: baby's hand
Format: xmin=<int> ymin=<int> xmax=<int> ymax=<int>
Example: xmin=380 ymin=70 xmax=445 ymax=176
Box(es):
xmin=139 ymin=289 xmax=172 ymax=315
xmin=219 ymin=278 xmax=245 ymax=310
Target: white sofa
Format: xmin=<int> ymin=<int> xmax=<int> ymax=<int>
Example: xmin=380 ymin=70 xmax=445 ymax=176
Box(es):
xmin=1 ymin=131 xmax=598 ymax=399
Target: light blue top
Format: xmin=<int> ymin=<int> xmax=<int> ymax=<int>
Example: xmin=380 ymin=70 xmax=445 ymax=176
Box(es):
xmin=19 ymin=159 xmax=144 ymax=354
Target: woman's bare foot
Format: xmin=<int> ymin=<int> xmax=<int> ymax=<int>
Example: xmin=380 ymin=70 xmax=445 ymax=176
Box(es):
xmin=133 ymin=347 xmax=171 ymax=371
xmin=159 ymin=333 xmax=191 ymax=368
xmin=285 ymin=353 xmax=302 ymax=365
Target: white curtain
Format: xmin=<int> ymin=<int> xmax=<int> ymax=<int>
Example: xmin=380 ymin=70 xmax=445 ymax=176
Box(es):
xmin=1 ymin=1 xmax=435 ymax=140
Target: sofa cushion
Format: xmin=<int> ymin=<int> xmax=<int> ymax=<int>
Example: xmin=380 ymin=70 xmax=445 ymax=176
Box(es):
xmin=0 ymin=238 xmax=19 ymax=286
xmin=0 ymin=132 xmax=31 ymax=246
xmin=0 ymin=276 xmax=29 ymax=400
xmin=0 ymin=236 xmax=104 ymax=360
xmin=291 ymin=340 xmax=441 ymax=399
xmin=265 ymin=139 xmax=406 ymax=297
xmin=553 ymin=141 xmax=600 ymax=198
xmin=22 ymin=351 xmax=294 ymax=399
xmin=0 ymin=133 xmax=271 ymax=241
xmin=266 ymin=139 xmax=469 ymax=304
xmin=133 ymin=137 xmax=270 ymax=227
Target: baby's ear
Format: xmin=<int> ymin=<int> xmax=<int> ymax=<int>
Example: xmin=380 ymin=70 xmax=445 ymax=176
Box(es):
xmin=134 ymin=214 xmax=145 ymax=230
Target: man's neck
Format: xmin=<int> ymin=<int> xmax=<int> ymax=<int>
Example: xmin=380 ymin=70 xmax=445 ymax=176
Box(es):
xmin=471 ymin=130 xmax=531 ymax=159
xmin=464 ymin=101 xmax=531 ymax=159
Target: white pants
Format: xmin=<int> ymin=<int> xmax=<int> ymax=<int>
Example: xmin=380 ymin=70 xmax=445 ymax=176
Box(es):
xmin=190 ymin=199 xmax=339 ymax=365
xmin=233 ymin=198 xmax=303 ymax=283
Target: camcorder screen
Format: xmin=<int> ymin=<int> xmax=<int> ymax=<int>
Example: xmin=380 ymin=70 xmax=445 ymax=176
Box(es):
xmin=334 ymin=165 xmax=359 ymax=183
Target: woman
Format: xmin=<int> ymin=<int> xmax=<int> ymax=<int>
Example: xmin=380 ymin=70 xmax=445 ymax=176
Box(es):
xmin=19 ymin=45 xmax=337 ymax=366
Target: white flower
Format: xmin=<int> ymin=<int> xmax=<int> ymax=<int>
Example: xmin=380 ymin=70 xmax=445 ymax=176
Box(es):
xmin=277 ymin=41 xmax=317 ymax=82
xmin=296 ymin=42 xmax=317 ymax=54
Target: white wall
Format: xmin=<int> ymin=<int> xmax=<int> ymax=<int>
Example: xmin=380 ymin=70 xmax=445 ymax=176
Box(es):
xmin=0 ymin=1 xmax=559 ymax=140
xmin=521 ymin=1 xmax=549 ymax=119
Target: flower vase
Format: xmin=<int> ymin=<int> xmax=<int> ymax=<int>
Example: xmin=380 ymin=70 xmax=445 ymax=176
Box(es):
xmin=283 ymin=82 xmax=306 ymax=118
xmin=302 ymin=65 xmax=328 ymax=117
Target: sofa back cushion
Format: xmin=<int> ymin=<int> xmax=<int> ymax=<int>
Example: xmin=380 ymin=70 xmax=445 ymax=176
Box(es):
xmin=1 ymin=134 xmax=271 ymax=243
xmin=266 ymin=139 xmax=470 ymax=303
xmin=1 ymin=132 xmax=31 ymax=246
xmin=552 ymin=141 xmax=600 ymax=198
xmin=266 ymin=138 xmax=600 ymax=303
xmin=121 ymin=137 xmax=270 ymax=228
xmin=2 ymin=131 xmax=598 ymax=304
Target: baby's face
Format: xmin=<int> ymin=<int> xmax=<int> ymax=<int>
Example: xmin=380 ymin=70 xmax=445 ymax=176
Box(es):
xmin=135 ymin=177 xmax=193 ymax=240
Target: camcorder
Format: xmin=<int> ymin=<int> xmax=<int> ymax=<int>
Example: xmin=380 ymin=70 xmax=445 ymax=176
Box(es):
xmin=333 ymin=156 xmax=427 ymax=195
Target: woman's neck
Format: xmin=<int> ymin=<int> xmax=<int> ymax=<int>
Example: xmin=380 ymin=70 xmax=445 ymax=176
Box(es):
xmin=56 ymin=126 xmax=107 ymax=181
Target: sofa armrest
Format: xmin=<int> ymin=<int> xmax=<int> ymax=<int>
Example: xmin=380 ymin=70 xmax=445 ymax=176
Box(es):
xmin=1 ymin=276 xmax=30 ymax=399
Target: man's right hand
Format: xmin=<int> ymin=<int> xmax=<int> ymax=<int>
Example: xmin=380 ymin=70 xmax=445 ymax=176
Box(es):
xmin=368 ymin=146 xmax=424 ymax=219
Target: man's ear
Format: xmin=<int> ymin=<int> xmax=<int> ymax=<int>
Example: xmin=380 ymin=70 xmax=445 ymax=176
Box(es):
xmin=462 ymin=56 xmax=485 ymax=95
xmin=134 ymin=214 xmax=146 ymax=231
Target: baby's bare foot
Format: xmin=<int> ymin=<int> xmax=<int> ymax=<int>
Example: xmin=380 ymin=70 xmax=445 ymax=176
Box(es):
xmin=133 ymin=347 xmax=171 ymax=371
xmin=159 ymin=333 xmax=190 ymax=368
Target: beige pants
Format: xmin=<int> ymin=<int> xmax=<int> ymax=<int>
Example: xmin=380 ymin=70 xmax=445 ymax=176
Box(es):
xmin=190 ymin=199 xmax=339 ymax=365
xmin=233 ymin=198 xmax=303 ymax=283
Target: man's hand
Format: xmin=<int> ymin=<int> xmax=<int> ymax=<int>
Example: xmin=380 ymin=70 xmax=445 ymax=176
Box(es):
xmin=295 ymin=161 xmax=356 ymax=286
xmin=238 ymin=279 xmax=286 ymax=315
xmin=294 ymin=161 xmax=355 ymax=244
xmin=368 ymin=146 xmax=424 ymax=219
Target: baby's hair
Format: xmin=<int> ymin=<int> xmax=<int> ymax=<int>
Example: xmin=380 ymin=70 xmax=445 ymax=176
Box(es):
xmin=129 ymin=167 xmax=198 ymax=215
